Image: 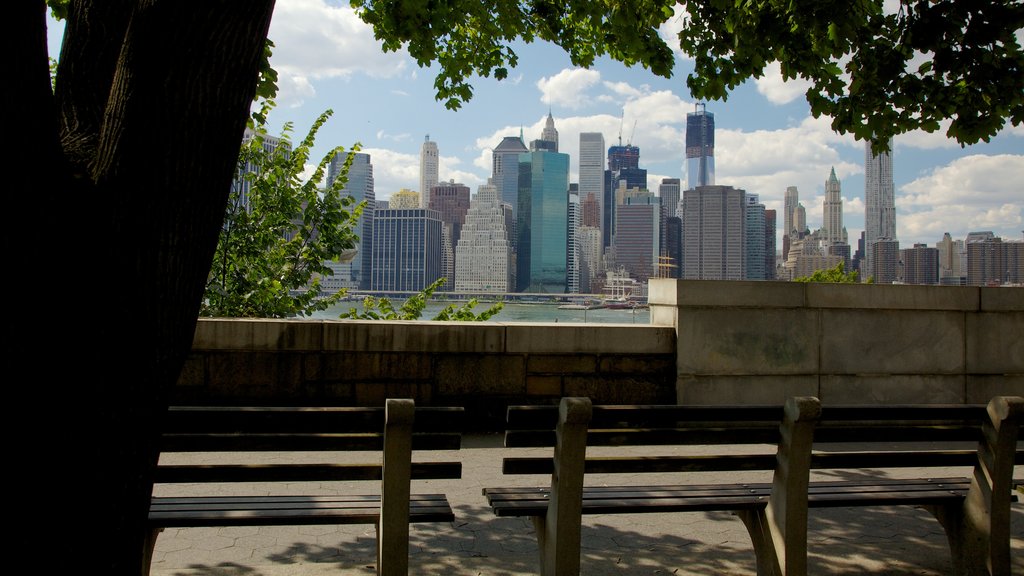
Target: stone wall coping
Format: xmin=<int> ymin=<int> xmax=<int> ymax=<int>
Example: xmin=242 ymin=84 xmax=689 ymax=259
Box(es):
xmin=649 ymin=279 xmax=1023 ymax=312
xmin=192 ymin=317 xmax=676 ymax=354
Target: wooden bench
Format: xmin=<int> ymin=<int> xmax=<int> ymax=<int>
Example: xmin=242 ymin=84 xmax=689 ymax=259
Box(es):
xmin=483 ymin=395 xmax=1023 ymax=576
xmin=148 ymin=399 xmax=464 ymax=576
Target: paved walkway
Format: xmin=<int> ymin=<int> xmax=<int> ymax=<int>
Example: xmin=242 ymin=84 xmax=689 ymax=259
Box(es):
xmin=150 ymin=434 xmax=1024 ymax=576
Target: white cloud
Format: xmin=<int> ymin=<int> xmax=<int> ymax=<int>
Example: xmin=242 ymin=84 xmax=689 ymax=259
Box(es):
xmin=267 ymin=0 xmax=408 ymax=107
xmin=658 ymin=3 xmax=690 ymax=60
xmin=537 ymin=69 xmax=602 ymax=109
xmin=754 ymin=62 xmax=813 ymax=105
xmin=897 ymin=154 xmax=1024 ymax=243
xmin=715 ymin=116 xmax=860 ymax=203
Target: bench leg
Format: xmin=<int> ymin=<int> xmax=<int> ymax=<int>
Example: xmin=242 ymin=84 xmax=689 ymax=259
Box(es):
xmin=737 ymin=509 xmax=801 ymax=576
xmin=142 ymin=527 xmax=162 ymax=576
xmin=927 ymin=497 xmax=1010 ymax=576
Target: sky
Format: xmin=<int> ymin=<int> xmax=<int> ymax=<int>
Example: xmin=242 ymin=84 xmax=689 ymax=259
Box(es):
xmin=46 ymin=0 xmax=1023 ymax=250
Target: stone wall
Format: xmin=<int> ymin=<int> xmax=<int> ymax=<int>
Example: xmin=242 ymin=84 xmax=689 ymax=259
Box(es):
xmin=648 ymin=279 xmax=1024 ymax=405
xmin=178 ymin=319 xmax=677 ymax=431
xmin=178 ymin=282 xmax=1023 ymax=430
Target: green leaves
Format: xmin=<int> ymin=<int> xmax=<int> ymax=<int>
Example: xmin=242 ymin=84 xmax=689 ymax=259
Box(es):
xmin=201 ymin=101 xmax=362 ymax=318
xmin=354 ymin=0 xmax=1022 ymax=147
xmin=340 ymin=278 xmax=505 ymax=321
xmin=793 ymin=261 xmax=860 ymax=283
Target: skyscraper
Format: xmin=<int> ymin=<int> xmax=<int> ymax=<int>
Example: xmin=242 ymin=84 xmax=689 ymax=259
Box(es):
xmin=517 ymin=138 xmax=570 ymax=293
xmin=764 ymin=209 xmax=777 ymax=279
xmin=745 ymin=194 xmax=766 ymax=280
xmin=454 ymin=180 xmax=510 ymax=293
xmin=429 ymin=180 xmax=471 ymax=290
xmin=605 ymin=143 xmax=646 ymax=249
xmin=685 ymin=103 xmax=715 ymax=190
xmin=822 ymin=167 xmax=845 ymax=247
xmin=782 ymin=185 xmax=806 ymax=262
xmin=864 ymin=138 xmax=896 ymax=278
xmin=936 ymin=232 xmax=965 ymax=285
xmin=681 ymin=185 xmax=746 ymax=280
xmin=613 ymin=196 xmax=661 ymax=283
xmin=370 ymin=208 xmax=442 ymax=292
xmin=900 ymin=244 xmax=939 ymax=285
xmin=327 ymin=151 xmax=374 ymax=290
xmin=579 ymin=132 xmax=605 ymax=243
xmin=419 ymin=135 xmax=438 ymax=209
xmin=492 ymin=135 xmax=529 ymax=213
xmin=541 ymin=111 xmax=559 ymax=151
xmin=567 ymin=189 xmax=580 ymax=294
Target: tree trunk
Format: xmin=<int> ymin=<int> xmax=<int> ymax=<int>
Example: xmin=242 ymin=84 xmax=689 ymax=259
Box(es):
xmin=13 ymin=1 xmax=275 ymax=572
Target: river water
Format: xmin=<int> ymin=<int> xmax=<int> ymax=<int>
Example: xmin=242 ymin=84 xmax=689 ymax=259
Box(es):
xmin=311 ymin=299 xmax=651 ymax=324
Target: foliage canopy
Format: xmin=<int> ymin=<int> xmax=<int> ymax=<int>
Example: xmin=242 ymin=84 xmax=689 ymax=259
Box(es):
xmin=202 ymin=103 xmax=363 ymax=318
xmin=793 ymin=261 xmax=865 ymax=283
xmin=351 ymin=0 xmax=1024 ymax=150
xmin=340 ymin=277 xmax=505 ymax=321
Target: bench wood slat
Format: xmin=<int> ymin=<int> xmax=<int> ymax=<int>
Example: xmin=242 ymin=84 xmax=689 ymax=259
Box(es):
xmin=156 ymin=462 xmax=462 ymax=483
xmin=161 ymin=432 xmax=463 ymax=452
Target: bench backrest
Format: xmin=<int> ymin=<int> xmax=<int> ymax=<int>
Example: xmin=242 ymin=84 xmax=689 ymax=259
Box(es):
xmin=158 ymin=400 xmax=465 ymax=484
xmin=503 ymin=402 xmax=810 ymax=475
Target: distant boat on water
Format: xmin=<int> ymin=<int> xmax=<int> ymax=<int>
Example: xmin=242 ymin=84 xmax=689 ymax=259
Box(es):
xmin=601 ymin=267 xmax=644 ymax=308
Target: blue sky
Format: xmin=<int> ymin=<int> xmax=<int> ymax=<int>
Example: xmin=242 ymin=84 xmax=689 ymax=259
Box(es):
xmin=47 ymin=0 xmax=1023 ymax=249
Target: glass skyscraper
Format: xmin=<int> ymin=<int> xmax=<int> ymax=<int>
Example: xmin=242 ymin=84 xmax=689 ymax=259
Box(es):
xmin=327 ymin=151 xmax=374 ymax=290
xmin=685 ymin=104 xmax=715 ymax=190
xmin=517 ymin=146 xmax=570 ymax=293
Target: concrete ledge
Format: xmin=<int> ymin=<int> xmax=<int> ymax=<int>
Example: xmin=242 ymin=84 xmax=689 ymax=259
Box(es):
xmin=193 ymin=318 xmax=325 ymax=351
xmin=505 ymin=324 xmax=675 ymax=354
xmin=806 ymin=283 xmax=978 ymax=310
xmin=321 ymin=320 xmax=505 ymax=352
xmin=965 ymin=375 xmax=1024 ymax=403
xmin=649 ymin=279 xmax=805 ymax=308
xmin=981 ymin=287 xmax=1024 ymax=311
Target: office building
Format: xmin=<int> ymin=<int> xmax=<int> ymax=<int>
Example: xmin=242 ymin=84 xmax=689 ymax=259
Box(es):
xmin=326 ymin=151 xmax=375 ymax=290
xmin=389 ymin=188 xmax=420 ymax=209
xmin=937 ymin=232 xmax=966 ymax=285
xmin=517 ymin=135 xmax=570 ymax=293
xmin=764 ymin=209 xmax=777 ymax=279
xmin=541 ymin=111 xmax=559 ymax=151
xmin=233 ymin=128 xmax=289 ymax=212
xmin=579 ymin=132 xmax=605 ymax=240
xmin=900 ymin=243 xmax=939 ymax=285
xmin=613 ymin=196 xmax=661 ymax=283
xmin=871 ymin=239 xmax=901 ymax=284
xmin=370 ymin=208 xmax=442 ymax=292
xmin=783 ymin=186 xmax=807 ymax=261
xmin=419 ymin=135 xmax=438 ymax=208
xmin=966 ymin=234 xmax=1024 ymax=286
xmin=745 ymin=194 xmax=766 ymax=280
xmin=577 ymin=226 xmax=602 ymax=292
xmin=567 ymin=189 xmax=580 ymax=293
xmin=605 ymin=143 xmax=646 ymax=249
xmin=864 ymin=138 xmax=896 ymax=277
xmin=685 ymin=103 xmax=715 ymax=190
xmin=681 ymin=185 xmax=746 ymax=280
xmin=491 ymin=135 xmax=529 ymax=215
xmin=429 ymin=180 xmax=471 ymax=289
xmin=823 ymin=167 xmax=846 ymax=247
xmin=454 ymin=180 xmax=511 ymax=293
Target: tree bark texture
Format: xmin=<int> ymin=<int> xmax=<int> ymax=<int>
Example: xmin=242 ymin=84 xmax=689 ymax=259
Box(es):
xmin=14 ymin=1 xmax=276 ymax=573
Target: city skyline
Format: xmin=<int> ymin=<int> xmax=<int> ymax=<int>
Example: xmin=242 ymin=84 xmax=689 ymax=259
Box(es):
xmin=45 ymin=1 xmax=1023 ymax=250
